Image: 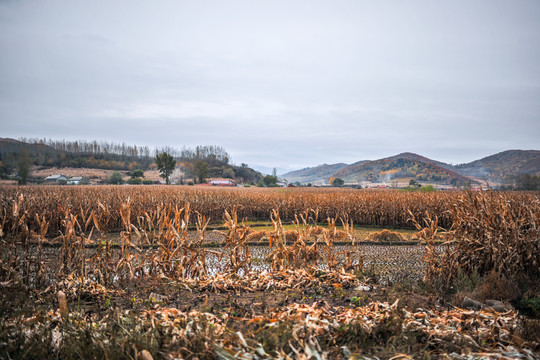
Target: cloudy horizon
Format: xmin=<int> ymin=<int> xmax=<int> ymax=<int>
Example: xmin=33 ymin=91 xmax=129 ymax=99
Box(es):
xmin=1 ymin=0 xmax=539 ymax=172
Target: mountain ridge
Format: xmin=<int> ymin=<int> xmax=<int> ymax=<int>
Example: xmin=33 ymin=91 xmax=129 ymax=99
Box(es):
xmin=333 ymin=153 xmax=471 ymax=186
xmin=456 ymin=150 xmax=540 ymax=180
xmin=282 ymin=150 xmax=540 ymax=185
xmin=281 ymin=163 xmax=350 ymax=184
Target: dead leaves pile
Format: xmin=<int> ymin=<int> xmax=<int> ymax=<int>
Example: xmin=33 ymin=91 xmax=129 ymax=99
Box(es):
xmin=188 ymin=268 xmax=361 ymax=293
xmin=4 ymin=296 xmax=538 ymax=359
xmin=136 ymin=301 xmax=539 ymax=359
xmin=55 ymin=274 xmax=121 ymax=300
xmin=403 ymin=307 xmax=538 ymax=356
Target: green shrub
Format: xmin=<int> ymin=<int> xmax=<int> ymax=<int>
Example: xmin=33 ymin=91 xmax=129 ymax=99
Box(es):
xmin=129 ymin=169 xmax=145 ymax=178
xmin=222 ymin=168 xmax=235 ymax=179
xmin=109 ymin=172 xmax=124 ymax=185
xmin=421 ymin=185 xmax=436 ymax=192
xmin=127 ymin=177 xmax=142 ymax=185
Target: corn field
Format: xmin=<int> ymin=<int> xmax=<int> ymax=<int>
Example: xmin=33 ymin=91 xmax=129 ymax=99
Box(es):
xmin=418 ymin=190 xmax=540 ymax=294
xmin=0 ymin=185 xmax=460 ymax=238
xmin=1 ymin=185 xmax=539 ymax=286
xmin=1 ymin=185 xmax=539 ymax=359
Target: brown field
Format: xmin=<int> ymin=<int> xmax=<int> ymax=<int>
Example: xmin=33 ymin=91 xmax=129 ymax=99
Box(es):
xmin=1 ymin=186 xmax=539 ymax=359
xmin=0 ymin=185 xmax=466 ymax=237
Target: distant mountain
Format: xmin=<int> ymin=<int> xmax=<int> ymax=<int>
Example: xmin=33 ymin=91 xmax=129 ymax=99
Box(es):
xmin=384 ymin=152 xmax=453 ymax=169
xmin=252 ymin=165 xmax=289 ymax=176
xmin=281 ymin=163 xmax=349 ymax=184
xmin=0 ymin=137 xmax=62 ymax=157
xmin=334 ymin=153 xmax=472 ymax=186
xmin=283 ymin=150 xmax=540 ymax=186
xmin=455 ymin=150 xmax=540 ymax=180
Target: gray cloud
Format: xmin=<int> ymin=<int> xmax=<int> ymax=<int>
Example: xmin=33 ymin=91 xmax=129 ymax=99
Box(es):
xmin=1 ymin=0 xmax=539 ymax=171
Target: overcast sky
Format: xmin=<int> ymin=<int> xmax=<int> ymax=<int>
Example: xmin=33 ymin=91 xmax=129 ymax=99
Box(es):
xmin=1 ymin=0 xmax=539 ymax=172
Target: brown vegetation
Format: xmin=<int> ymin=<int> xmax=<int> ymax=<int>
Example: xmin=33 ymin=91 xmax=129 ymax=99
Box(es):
xmin=245 ymin=230 xmax=272 ymax=242
xmin=412 ymin=191 xmax=540 ymax=302
xmin=365 ymin=229 xmax=405 ymax=242
xmin=0 ymin=186 xmax=477 ymax=238
xmin=1 ymin=186 xmax=539 ymax=358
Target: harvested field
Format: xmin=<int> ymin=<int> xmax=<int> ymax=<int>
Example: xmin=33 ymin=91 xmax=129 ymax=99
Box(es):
xmin=1 ymin=186 xmax=539 ymax=358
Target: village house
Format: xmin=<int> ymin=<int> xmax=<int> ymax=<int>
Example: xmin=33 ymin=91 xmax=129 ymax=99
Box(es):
xmin=208 ymin=179 xmax=236 ymax=186
xmin=67 ymin=176 xmax=88 ymax=185
xmin=44 ymin=175 xmax=68 ymax=183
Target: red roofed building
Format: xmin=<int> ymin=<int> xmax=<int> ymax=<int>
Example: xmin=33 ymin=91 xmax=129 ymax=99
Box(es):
xmin=208 ymin=179 xmax=236 ymax=186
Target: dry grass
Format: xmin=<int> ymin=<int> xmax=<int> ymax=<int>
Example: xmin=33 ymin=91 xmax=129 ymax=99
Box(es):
xmin=365 ymin=229 xmax=406 ymax=242
xmin=1 ymin=186 xmax=539 ymax=358
xmin=412 ymin=191 xmax=540 ymax=298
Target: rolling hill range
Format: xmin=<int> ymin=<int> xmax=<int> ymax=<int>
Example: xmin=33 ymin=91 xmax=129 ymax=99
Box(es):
xmin=282 ymin=150 xmax=540 ymax=186
xmin=455 ymin=150 xmax=540 ymax=180
xmin=279 ymin=163 xmax=350 ymax=184
xmin=334 ymin=154 xmax=472 ymax=186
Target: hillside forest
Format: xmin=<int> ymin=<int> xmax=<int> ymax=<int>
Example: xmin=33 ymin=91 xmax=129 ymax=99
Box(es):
xmin=0 ymin=138 xmax=262 ymax=184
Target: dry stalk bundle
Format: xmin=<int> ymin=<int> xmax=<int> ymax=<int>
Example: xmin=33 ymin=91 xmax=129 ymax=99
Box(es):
xmin=150 ymin=203 xmax=216 ymax=280
xmin=266 ymin=210 xmax=320 ymax=271
xmin=264 ymin=210 xmax=362 ymax=273
xmin=450 ymin=192 xmax=540 ymax=278
xmin=413 ymin=191 xmax=540 ymax=294
xmin=364 ymin=229 xmax=405 ymax=243
xmin=245 ymin=230 xmax=272 ymax=242
xmin=217 ymin=205 xmax=251 ymax=275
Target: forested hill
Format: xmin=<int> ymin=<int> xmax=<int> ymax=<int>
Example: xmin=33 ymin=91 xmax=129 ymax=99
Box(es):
xmin=333 ymin=154 xmax=473 ymax=186
xmin=282 ymin=150 xmax=540 ymax=186
xmin=0 ymin=138 xmax=261 ymax=183
xmin=281 ymin=163 xmax=349 ymax=184
xmin=282 ymin=153 xmax=471 ymax=186
xmin=0 ymin=138 xmax=154 ymax=171
xmin=455 ymin=150 xmax=540 ymax=180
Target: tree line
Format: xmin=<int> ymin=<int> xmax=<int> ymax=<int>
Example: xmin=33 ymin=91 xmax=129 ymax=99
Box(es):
xmin=0 ymin=138 xmax=262 ymax=185
xmin=13 ymin=138 xmax=231 ymax=166
xmin=1 ymin=138 xmax=232 ymax=172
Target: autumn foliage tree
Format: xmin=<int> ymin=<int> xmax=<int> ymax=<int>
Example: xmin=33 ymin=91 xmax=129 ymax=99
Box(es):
xmin=330 ymin=177 xmax=344 ymax=187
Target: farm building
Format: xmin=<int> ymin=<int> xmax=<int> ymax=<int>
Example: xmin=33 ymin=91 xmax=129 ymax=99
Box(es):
xmin=208 ymin=179 xmax=236 ymax=186
xmin=44 ymin=175 xmax=68 ymax=183
xmin=67 ymin=176 xmax=89 ymax=185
